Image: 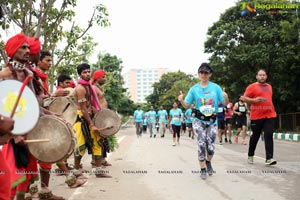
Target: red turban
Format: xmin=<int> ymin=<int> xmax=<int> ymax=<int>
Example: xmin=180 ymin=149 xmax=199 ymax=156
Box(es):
xmin=27 ymin=37 xmax=41 ymax=55
xmin=69 ymin=80 xmax=76 ymax=88
xmin=93 ymin=70 xmax=106 ymax=80
xmin=5 ymin=34 xmax=28 ymax=58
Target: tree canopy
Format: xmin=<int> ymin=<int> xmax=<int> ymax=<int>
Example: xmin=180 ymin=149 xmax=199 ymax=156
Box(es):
xmin=204 ymin=0 xmax=300 ymax=113
xmin=146 ymin=71 xmax=197 ymax=111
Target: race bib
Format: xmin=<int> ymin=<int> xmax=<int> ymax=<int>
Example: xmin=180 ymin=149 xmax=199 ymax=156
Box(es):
xmin=199 ymin=105 xmax=215 ymax=117
xmin=173 ymin=116 xmax=180 ymax=123
xmin=218 ymin=107 xmax=224 ymax=113
xmin=239 ymin=106 xmax=246 ymax=112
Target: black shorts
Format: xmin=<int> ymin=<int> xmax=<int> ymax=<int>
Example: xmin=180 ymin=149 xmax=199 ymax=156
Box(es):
xmin=236 ymin=116 xmax=247 ymax=128
xmin=225 ymin=118 xmax=232 ymax=125
xmin=186 ymin=123 xmax=193 ymax=128
xmin=218 ymin=119 xmax=225 ymax=129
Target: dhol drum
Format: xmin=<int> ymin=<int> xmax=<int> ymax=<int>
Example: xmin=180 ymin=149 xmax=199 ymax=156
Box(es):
xmin=27 ymin=115 xmax=76 ymax=163
xmin=44 ymin=96 xmax=77 ymax=125
xmin=0 ymin=79 xmax=40 ymax=135
xmin=93 ymin=109 xmax=121 ymax=138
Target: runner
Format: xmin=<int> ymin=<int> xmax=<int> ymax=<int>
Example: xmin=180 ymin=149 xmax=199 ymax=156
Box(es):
xmin=157 ymin=105 xmax=168 ymax=138
xmin=233 ymin=97 xmax=248 ymax=145
xmin=178 ymin=63 xmax=228 ymax=179
xmin=169 ymin=102 xmax=183 ymax=146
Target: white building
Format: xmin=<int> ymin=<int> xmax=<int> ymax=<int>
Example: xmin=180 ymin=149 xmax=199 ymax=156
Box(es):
xmin=123 ymin=68 xmax=168 ymax=103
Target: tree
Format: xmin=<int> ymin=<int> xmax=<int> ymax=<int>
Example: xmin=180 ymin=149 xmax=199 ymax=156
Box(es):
xmin=93 ymin=52 xmax=135 ymax=115
xmin=204 ymin=0 xmax=300 ymax=113
xmin=0 ymin=0 xmax=110 ymax=90
xmin=146 ymin=71 xmax=197 ymax=111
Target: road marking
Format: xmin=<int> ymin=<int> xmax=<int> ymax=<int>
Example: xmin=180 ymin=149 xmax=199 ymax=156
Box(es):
xmin=107 ymin=136 xmax=126 ymax=158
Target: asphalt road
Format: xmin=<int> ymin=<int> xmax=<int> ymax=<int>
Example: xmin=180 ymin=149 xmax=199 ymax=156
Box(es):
xmin=48 ymin=123 xmax=300 ymax=200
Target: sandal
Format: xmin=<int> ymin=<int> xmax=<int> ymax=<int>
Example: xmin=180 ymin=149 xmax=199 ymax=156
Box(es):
xmin=95 ymin=173 xmax=112 ymax=178
xmin=102 ymin=161 xmax=112 ymax=167
xmin=68 ymin=178 xmax=87 ymax=188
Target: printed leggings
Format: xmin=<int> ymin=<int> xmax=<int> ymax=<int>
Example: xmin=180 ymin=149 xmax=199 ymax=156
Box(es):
xmin=193 ymin=120 xmax=217 ymax=162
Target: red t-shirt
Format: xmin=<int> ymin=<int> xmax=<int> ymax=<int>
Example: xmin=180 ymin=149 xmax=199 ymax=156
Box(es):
xmin=244 ymin=82 xmax=276 ymax=120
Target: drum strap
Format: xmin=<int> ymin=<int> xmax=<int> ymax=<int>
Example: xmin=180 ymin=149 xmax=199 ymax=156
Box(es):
xmin=6 ymin=61 xmax=43 ymax=95
xmin=77 ymin=115 xmax=94 ymax=155
xmin=10 ymin=139 xmax=29 ymax=169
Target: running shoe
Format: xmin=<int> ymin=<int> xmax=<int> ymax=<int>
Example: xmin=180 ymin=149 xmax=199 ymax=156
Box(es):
xmin=229 ymin=140 xmax=232 ymax=144
xmin=247 ymin=156 xmax=254 ymax=164
xmin=172 ymin=142 xmax=176 ymax=146
xmin=234 ymin=137 xmax=238 ymax=144
xmin=200 ymin=169 xmax=207 ymax=180
xmin=206 ymin=161 xmax=213 ymax=176
xmin=225 ymin=138 xmax=228 ymax=143
xmin=242 ymin=140 xmax=247 ymax=145
xmin=265 ymin=159 xmax=277 ymax=166
xmin=219 ymin=140 xmax=223 ymax=145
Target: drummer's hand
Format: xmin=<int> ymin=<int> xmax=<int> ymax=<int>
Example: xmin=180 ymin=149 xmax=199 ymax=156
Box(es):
xmin=53 ymin=112 xmax=63 ymax=117
xmin=90 ymin=125 xmax=100 ymax=133
xmin=54 ymin=89 xmax=70 ymax=97
xmin=0 ymin=115 xmax=14 ymax=135
xmin=14 ymin=135 xmax=26 ymax=146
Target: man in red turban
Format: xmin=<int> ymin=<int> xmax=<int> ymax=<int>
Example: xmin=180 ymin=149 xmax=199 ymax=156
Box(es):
xmin=27 ymin=37 xmax=41 ymax=56
xmin=4 ymin=33 xmax=28 ymax=59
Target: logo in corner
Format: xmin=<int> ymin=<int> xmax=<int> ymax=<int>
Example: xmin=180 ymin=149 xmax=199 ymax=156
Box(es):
xmin=241 ymin=2 xmax=254 ymax=16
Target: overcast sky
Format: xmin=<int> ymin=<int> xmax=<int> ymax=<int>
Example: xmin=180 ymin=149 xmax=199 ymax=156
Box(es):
xmin=76 ymin=0 xmax=238 ymax=74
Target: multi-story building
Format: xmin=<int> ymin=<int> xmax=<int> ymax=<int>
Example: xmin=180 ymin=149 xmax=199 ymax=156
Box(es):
xmin=123 ymin=68 xmax=168 ymax=103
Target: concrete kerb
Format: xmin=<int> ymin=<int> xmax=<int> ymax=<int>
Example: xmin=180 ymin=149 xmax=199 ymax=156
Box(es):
xmin=231 ymin=130 xmax=300 ymax=142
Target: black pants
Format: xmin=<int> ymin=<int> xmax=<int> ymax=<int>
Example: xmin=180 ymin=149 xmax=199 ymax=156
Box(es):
xmin=248 ymin=118 xmax=275 ymax=160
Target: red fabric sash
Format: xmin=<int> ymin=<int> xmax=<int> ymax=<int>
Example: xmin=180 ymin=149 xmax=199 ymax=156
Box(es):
xmin=77 ymin=79 xmax=100 ymax=111
xmin=33 ymin=68 xmax=49 ymax=93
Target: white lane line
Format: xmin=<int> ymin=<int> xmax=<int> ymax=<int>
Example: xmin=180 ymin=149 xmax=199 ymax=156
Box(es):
xmin=68 ymin=135 xmax=126 ymax=199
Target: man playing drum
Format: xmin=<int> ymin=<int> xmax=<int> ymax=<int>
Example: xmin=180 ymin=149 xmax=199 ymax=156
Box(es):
xmin=91 ymin=70 xmax=112 ymax=167
xmin=73 ymin=63 xmax=111 ymax=178
xmin=0 ymin=34 xmax=47 ymax=200
xmin=33 ymin=50 xmax=86 ymax=192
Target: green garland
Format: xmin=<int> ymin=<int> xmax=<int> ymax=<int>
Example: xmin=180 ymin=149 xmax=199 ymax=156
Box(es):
xmin=106 ymin=135 xmax=119 ymax=152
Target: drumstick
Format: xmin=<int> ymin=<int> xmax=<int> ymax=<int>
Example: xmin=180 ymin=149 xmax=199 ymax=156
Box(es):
xmin=10 ymin=75 xmax=33 ymax=118
xmin=97 ymin=126 xmax=114 ymax=131
xmin=24 ymin=139 xmax=50 ymax=143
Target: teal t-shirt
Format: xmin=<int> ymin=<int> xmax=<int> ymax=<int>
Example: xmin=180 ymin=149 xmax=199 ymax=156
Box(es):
xmin=185 ymin=108 xmax=193 ymax=123
xmin=134 ymin=110 xmax=144 ymax=122
xmin=147 ymin=111 xmax=157 ymax=123
xmin=157 ymin=109 xmax=168 ymax=123
xmin=184 ymin=82 xmax=224 ymax=124
xmin=169 ymin=108 xmax=182 ymax=126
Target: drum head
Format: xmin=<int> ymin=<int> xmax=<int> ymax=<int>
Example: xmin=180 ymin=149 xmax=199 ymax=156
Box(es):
xmin=27 ymin=115 xmax=72 ymax=163
xmin=0 ymin=79 xmax=40 ymax=135
xmin=93 ymin=109 xmax=121 ymax=138
xmin=64 ymin=88 xmax=75 ymax=97
xmin=48 ymin=97 xmax=77 ymax=125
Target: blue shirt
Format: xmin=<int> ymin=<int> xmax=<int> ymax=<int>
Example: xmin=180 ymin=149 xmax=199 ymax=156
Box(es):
xmin=184 ymin=81 xmax=224 ymax=124
xmin=169 ymin=108 xmax=182 ymax=126
xmin=143 ymin=118 xmax=148 ymax=126
xmin=157 ymin=109 xmax=168 ymax=123
xmin=147 ymin=110 xmax=157 ymax=123
xmin=134 ymin=110 xmax=144 ymax=122
xmin=185 ymin=108 xmax=193 ymax=123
